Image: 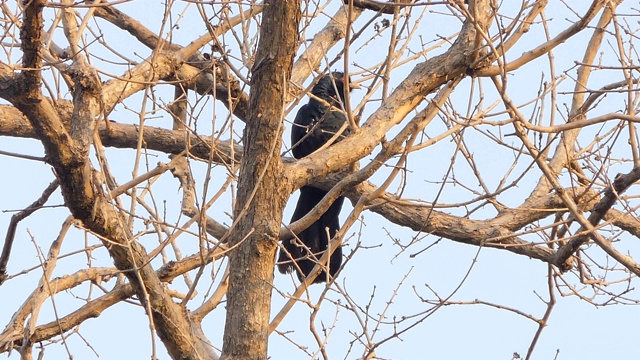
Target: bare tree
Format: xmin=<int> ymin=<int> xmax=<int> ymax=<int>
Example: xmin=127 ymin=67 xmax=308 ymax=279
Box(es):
xmin=1 ymin=0 xmax=639 ymax=359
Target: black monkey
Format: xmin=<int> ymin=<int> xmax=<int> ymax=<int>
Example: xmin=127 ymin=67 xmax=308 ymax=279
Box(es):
xmin=278 ymin=72 xmax=357 ymax=283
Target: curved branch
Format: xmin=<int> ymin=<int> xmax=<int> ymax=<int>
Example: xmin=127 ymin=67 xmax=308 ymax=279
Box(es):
xmin=350 ymin=181 xmax=557 ymax=263
xmin=0 ymin=104 xmax=242 ymax=164
xmin=555 ymin=167 xmax=640 ymax=268
xmin=0 ymin=245 xmax=227 ymax=354
xmin=286 ymin=0 xmax=493 ymax=187
xmin=475 ymin=0 xmax=607 ymax=76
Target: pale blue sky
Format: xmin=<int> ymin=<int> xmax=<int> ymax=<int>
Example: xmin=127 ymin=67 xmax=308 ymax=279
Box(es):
xmin=1 ymin=1 xmax=639 ymax=359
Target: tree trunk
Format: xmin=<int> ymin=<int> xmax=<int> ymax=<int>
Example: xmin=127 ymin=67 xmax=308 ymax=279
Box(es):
xmin=220 ymin=1 xmax=300 ymax=359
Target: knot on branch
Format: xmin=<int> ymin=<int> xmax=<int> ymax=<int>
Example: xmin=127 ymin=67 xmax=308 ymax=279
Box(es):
xmin=70 ymin=64 xmax=102 ymax=97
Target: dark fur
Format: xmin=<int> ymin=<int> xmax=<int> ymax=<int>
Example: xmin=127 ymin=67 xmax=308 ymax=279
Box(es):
xmin=278 ymin=72 xmax=352 ymax=283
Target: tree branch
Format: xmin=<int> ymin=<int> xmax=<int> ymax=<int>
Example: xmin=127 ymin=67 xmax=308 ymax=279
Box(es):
xmin=554 ymin=167 xmax=640 ymax=268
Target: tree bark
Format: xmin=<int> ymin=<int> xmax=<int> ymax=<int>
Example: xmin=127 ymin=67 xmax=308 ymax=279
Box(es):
xmin=10 ymin=1 xmax=217 ymax=358
xmin=220 ymin=1 xmax=300 ymax=359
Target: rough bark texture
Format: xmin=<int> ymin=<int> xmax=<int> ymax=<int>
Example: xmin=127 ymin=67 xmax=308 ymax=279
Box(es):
xmin=2 ymin=1 xmax=638 ymax=358
xmin=9 ymin=1 xmax=217 ymax=359
xmin=220 ymin=1 xmax=300 ymax=359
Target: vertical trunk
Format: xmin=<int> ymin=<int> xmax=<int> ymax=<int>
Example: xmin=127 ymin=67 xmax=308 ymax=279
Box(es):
xmin=220 ymin=1 xmax=300 ymax=359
